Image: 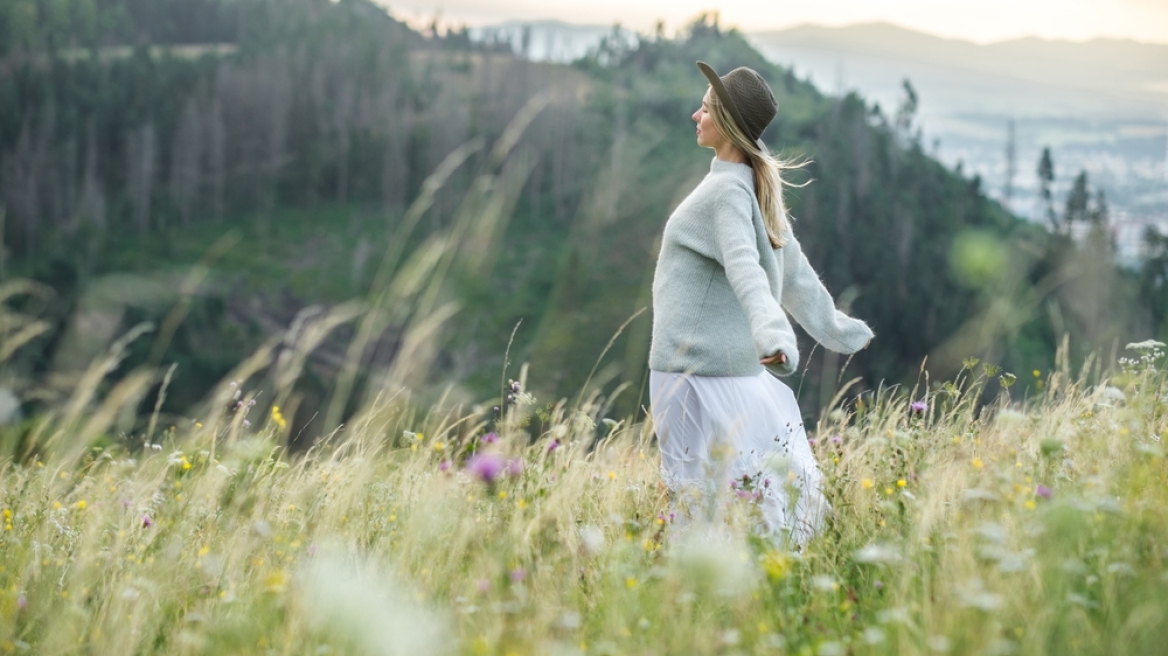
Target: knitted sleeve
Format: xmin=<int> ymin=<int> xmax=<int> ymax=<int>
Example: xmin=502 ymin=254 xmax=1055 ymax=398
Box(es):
xmin=711 ymin=187 xmax=800 ymax=375
xmin=779 ymin=231 xmax=874 ymax=354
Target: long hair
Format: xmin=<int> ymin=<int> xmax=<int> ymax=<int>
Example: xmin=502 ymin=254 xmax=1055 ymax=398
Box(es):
xmin=706 ymin=87 xmax=806 ymax=248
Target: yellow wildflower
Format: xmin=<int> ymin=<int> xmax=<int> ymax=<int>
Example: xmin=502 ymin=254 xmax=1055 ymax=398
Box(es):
xmin=75 ymin=500 xmax=87 ymax=510
xmin=625 ymin=577 xmax=637 ymax=589
xmin=271 ymin=406 xmax=287 ymax=430
xmin=861 ymin=478 xmax=874 ymax=489
xmin=972 ymin=457 xmax=984 ymax=469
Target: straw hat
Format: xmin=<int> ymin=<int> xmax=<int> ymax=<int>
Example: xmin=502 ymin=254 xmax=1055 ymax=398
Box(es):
xmin=696 ymin=61 xmax=777 ymax=145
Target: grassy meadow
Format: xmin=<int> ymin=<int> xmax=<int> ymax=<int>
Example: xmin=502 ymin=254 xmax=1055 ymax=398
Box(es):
xmin=0 ymin=338 xmax=1165 ymax=655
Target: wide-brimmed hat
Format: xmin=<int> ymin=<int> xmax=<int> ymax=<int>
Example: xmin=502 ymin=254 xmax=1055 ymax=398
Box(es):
xmin=696 ymin=61 xmax=777 ymax=145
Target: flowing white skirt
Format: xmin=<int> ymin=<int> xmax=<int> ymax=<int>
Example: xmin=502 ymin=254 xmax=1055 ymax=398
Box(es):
xmin=650 ymin=369 xmax=830 ymax=548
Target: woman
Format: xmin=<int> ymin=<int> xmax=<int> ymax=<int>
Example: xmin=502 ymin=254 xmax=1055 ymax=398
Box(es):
xmin=649 ymin=62 xmax=873 ymax=547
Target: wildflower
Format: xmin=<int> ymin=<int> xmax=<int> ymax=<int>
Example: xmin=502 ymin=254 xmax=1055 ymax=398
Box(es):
xmin=761 ymin=551 xmax=789 ymax=581
xmin=481 ymin=432 xmax=499 ymax=445
xmin=76 ymin=500 xmax=87 ymax=510
xmin=830 ymin=435 xmax=842 ymax=445
xmin=438 ymin=459 xmax=452 ymax=472
xmin=433 ymin=442 xmax=445 ymax=452
xmin=242 ymin=419 xmax=251 ymax=428
xmin=141 ymin=514 xmax=154 ymax=528
xmin=466 ymin=453 xmax=504 ymax=484
xmin=181 ymin=456 xmax=192 ymax=470
xmin=1035 ymin=484 xmax=1052 ymax=498
xmin=547 ymin=439 xmax=560 ymax=453
xmin=1126 ymin=339 xmax=1166 ymax=352
xmin=580 ymin=525 xmax=606 ymax=556
xmin=625 ymin=577 xmax=638 ymax=589
xmin=897 ymin=479 xmax=907 ymax=488
xmin=971 ymin=458 xmax=984 ymax=469
xmin=271 ymin=406 xmax=287 ymax=430
xmin=910 ymin=400 xmax=928 ymax=414
xmin=17 ymin=595 xmax=26 ymax=610
xmin=608 ymin=470 xmax=617 ymax=480
xmin=861 ymin=479 xmax=874 ymax=489
xmin=476 ymin=579 xmax=491 ymax=593
xmin=510 ymin=568 xmax=526 ymax=583
xmin=506 ymin=458 xmax=525 ymax=477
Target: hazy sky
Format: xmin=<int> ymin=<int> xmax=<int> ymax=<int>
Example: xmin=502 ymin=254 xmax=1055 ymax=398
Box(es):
xmin=383 ymin=0 xmax=1168 ymax=44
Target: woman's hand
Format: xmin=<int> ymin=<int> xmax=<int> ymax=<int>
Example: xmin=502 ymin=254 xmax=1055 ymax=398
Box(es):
xmin=760 ymin=352 xmax=787 ymax=366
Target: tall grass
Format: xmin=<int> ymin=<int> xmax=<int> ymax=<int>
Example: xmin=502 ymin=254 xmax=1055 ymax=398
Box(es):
xmin=1 ymin=115 xmax=1166 ymax=654
xmin=1 ymin=340 xmax=1165 ymax=655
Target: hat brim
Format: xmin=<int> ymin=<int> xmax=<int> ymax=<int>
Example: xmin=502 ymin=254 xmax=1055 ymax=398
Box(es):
xmin=697 ymin=61 xmax=750 ymax=141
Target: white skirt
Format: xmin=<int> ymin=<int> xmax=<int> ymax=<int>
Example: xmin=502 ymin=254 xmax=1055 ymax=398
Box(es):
xmin=649 ymin=369 xmax=830 ymax=548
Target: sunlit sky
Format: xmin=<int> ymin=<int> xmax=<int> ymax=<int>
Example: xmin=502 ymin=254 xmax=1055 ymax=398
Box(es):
xmin=382 ymin=0 xmax=1168 ymax=44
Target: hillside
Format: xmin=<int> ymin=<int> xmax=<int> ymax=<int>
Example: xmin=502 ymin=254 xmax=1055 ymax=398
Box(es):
xmin=0 ymin=3 xmax=1154 ymax=442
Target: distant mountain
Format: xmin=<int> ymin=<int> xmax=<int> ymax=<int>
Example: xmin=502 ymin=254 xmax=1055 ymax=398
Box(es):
xmin=747 ymin=22 xmax=1168 ymax=263
xmin=748 ymin=22 xmax=1168 ymax=120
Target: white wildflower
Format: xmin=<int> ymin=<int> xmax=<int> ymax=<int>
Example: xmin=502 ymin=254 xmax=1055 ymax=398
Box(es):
xmin=1126 ymin=340 xmax=1165 ymax=352
xmin=300 ymin=553 xmax=451 ymax=656
xmin=672 ymin=530 xmax=758 ymax=597
xmin=579 ymin=525 xmax=606 ymax=557
xmin=854 ymin=542 xmax=902 ymax=565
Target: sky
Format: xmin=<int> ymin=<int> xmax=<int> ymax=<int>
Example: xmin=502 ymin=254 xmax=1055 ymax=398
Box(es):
xmin=382 ymin=0 xmax=1168 ymax=45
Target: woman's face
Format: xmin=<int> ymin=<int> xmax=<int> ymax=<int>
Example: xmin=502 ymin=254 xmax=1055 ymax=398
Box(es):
xmin=692 ymin=89 xmax=725 ymax=150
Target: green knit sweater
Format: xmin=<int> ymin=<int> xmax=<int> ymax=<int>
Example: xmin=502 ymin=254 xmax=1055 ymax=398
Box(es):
xmin=649 ymin=157 xmax=874 ymax=377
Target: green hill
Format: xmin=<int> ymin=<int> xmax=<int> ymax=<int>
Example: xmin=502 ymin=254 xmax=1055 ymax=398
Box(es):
xmin=0 ymin=1 xmax=1150 ymax=438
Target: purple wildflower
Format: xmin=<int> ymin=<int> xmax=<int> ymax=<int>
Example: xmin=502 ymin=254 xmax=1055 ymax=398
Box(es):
xmin=547 ymin=439 xmax=560 ymax=453
xmin=141 ymin=514 xmax=153 ymax=528
xmin=1035 ymin=484 xmax=1052 ymax=498
xmin=481 ymin=432 xmax=499 ymax=445
xmin=874 ymin=580 xmax=884 ymax=590
xmin=910 ymin=400 xmax=928 ymax=414
xmin=477 ymin=579 xmax=491 ymax=593
xmin=830 ymin=435 xmax=842 ymax=445
xmin=510 ymin=567 xmax=526 ymax=583
xmin=17 ymin=595 xmax=26 ymax=610
xmin=506 ymin=458 xmax=525 ymax=477
xmin=466 ymin=452 xmax=504 ymax=484
xmin=439 ymin=459 xmax=452 ymax=472
xmin=807 ymin=438 xmax=817 ymax=446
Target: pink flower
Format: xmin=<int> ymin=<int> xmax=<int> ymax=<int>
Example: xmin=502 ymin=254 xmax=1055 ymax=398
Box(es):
xmin=481 ymin=432 xmax=499 ymax=445
xmin=910 ymin=400 xmax=928 ymax=414
xmin=547 ymin=439 xmax=559 ymax=453
xmin=439 ymin=459 xmax=452 ymax=472
xmin=506 ymin=458 xmax=525 ymax=477
xmin=1035 ymin=484 xmax=1052 ymax=498
xmin=477 ymin=579 xmax=491 ymax=593
xmin=17 ymin=595 xmax=27 ymax=610
xmin=141 ymin=514 xmax=154 ymax=528
xmin=466 ymin=452 xmax=504 ymax=484
xmin=510 ymin=567 xmax=526 ymax=583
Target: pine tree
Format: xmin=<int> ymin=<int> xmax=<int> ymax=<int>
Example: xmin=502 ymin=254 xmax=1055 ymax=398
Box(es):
xmin=1037 ymin=147 xmax=1056 ymax=231
xmin=1064 ymin=170 xmax=1090 ymax=228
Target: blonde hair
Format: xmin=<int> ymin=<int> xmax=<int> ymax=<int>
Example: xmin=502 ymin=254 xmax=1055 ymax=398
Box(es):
xmin=706 ymin=87 xmax=806 ymax=248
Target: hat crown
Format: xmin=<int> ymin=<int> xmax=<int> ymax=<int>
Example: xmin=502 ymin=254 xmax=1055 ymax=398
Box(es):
xmin=696 ymin=61 xmax=777 ymax=143
xmin=721 ymin=67 xmax=777 ymax=140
